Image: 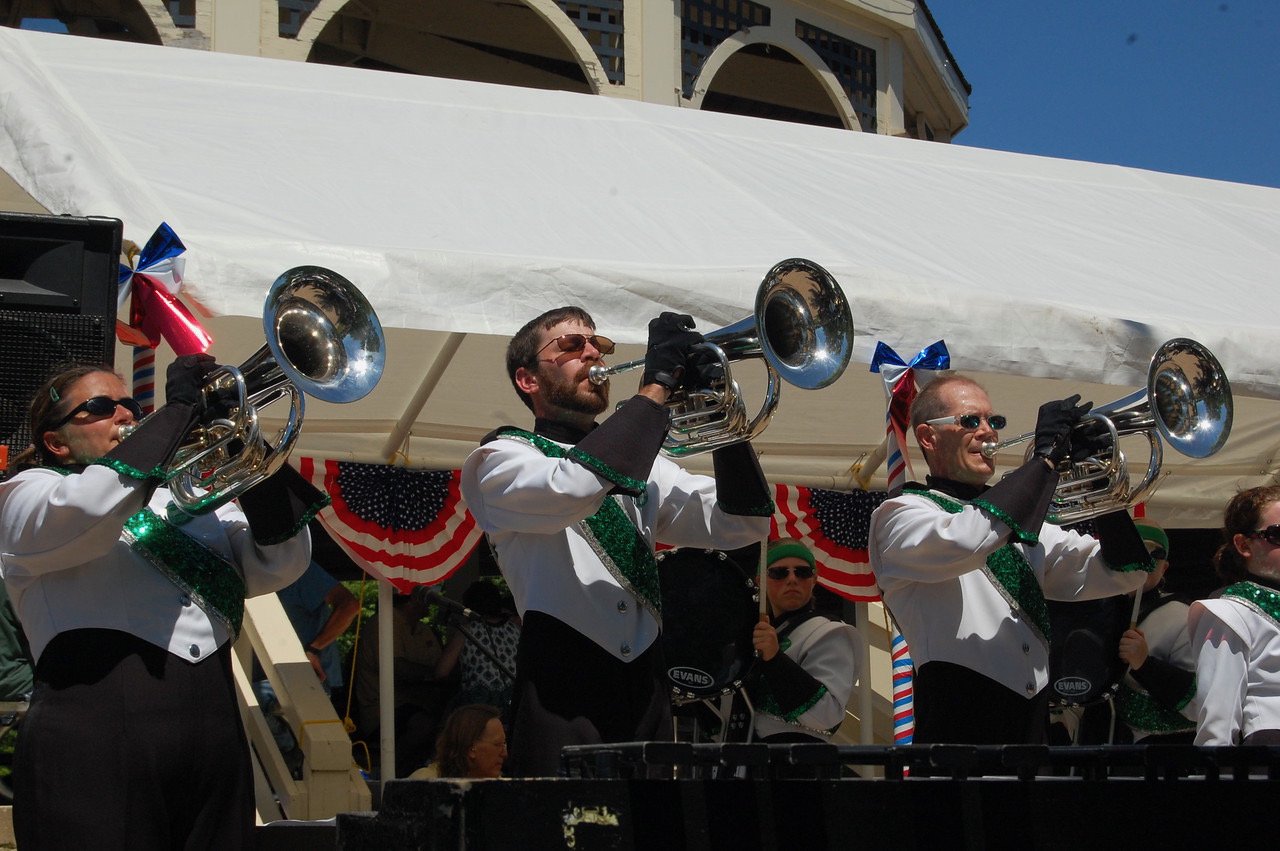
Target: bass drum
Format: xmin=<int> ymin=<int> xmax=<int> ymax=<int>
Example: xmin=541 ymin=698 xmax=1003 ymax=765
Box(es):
xmin=1046 ymin=595 xmax=1131 ymax=707
xmin=657 ymin=548 xmax=759 ymax=703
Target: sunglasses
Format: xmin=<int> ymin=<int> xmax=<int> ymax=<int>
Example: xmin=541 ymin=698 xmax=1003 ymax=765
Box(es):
xmin=1247 ymin=525 xmax=1280 ymax=547
xmin=536 ymin=333 xmax=616 ymax=358
xmin=766 ymin=565 xmax=816 ymax=581
xmin=49 ymin=396 xmax=144 ymax=430
xmin=924 ymin=413 xmax=1007 ymax=431
xmin=1148 ymin=547 xmax=1168 ymax=561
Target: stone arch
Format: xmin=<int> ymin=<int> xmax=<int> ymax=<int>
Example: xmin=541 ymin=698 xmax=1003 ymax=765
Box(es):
xmin=688 ymin=28 xmax=861 ymax=132
xmin=2 ymin=0 xmax=166 ymax=44
xmin=295 ymin=0 xmax=606 ymax=94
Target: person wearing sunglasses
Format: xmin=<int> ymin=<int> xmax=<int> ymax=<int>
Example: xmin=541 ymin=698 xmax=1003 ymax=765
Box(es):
xmin=461 ymin=306 xmax=772 ymax=776
xmin=1189 ymin=485 xmax=1280 ymax=745
xmin=868 ymin=374 xmax=1154 ymax=746
xmin=741 ymin=538 xmax=862 ymax=745
xmin=0 ymin=358 xmax=325 ymax=849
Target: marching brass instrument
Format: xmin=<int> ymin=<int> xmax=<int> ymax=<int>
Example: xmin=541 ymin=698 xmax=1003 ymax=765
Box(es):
xmin=588 ymin=258 xmax=853 ymax=456
xmin=138 ymin=266 xmax=385 ymax=515
xmin=980 ymin=338 xmax=1232 ymax=524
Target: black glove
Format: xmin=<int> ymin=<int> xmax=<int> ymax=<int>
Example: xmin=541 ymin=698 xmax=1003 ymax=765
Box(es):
xmin=1069 ymin=416 xmax=1111 ymax=462
xmin=1033 ymin=394 xmax=1093 ymax=464
xmin=165 ymin=353 xmax=218 ymax=408
xmin=642 ymin=312 xmax=702 ymax=391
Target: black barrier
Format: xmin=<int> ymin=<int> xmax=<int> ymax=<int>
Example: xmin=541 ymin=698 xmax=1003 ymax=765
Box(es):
xmin=334 ymin=745 xmax=1280 ymax=850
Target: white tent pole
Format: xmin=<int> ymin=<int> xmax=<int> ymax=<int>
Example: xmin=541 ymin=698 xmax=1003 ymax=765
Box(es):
xmin=381 ymin=332 xmax=466 ymax=462
xmin=856 ymin=601 xmax=874 ymax=744
xmin=378 ymin=577 xmax=396 ymax=779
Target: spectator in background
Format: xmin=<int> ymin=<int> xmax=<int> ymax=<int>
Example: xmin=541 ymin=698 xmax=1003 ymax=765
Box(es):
xmin=408 ymin=704 xmax=507 ymax=780
xmin=435 ymin=579 xmax=520 ymax=713
xmin=355 ymin=586 xmax=451 ymax=775
xmin=279 ymin=561 xmax=359 ymax=695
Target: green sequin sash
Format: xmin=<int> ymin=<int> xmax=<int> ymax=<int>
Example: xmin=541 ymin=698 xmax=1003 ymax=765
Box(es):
xmin=123 ymin=508 xmax=247 ymax=636
xmin=906 ymin=487 xmax=1051 ymax=645
xmin=497 ymin=429 xmax=661 ymax=617
xmin=1116 ymin=681 xmax=1196 ymax=734
xmin=1222 ymin=581 xmax=1280 ymax=629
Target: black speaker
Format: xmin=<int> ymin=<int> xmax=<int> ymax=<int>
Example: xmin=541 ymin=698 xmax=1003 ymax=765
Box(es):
xmin=0 ymin=212 xmax=122 ymax=463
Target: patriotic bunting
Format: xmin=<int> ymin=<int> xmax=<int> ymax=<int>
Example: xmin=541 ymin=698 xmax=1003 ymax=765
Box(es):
xmin=297 ymin=457 xmax=483 ymax=591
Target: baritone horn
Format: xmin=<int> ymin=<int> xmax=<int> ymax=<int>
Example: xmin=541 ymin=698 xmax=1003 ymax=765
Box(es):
xmin=588 ymin=258 xmax=853 ymax=456
xmin=980 ymin=338 xmax=1232 ymax=524
xmin=154 ymin=266 xmax=385 ymax=514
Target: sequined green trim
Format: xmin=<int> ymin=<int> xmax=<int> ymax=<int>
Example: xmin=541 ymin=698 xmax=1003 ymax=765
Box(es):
xmin=1116 ymin=682 xmax=1196 ymax=734
xmin=255 ymin=494 xmax=331 ymax=547
xmin=907 ymin=488 xmax=1050 ymax=644
xmin=971 ymin=496 xmax=1039 ymax=545
xmin=123 ymin=508 xmax=246 ymax=636
xmin=499 ymin=428 xmax=661 ymax=615
xmin=1112 ymin=560 xmax=1157 ymax=574
xmin=1222 ymin=581 xmax=1280 ymax=628
xmin=720 ymin=496 xmax=775 ymax=517
xmin=91 ymin=457 xmax=166 ymax=481
xmin=498 ymin=427 xmax=648 ymax=501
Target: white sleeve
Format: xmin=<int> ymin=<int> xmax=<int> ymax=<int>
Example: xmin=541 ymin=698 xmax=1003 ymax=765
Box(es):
xmin=792 ymin=622 xmax=862 ymax=732
xmin=1036 ymin=524 xmax=1148 ymax=602
xmin=1190 ymin=603 xmax=1249 ymax=745
xmin=215 ymin=499 xmax=311 ymax=597
xmin=461 ymin=438 xmax=612 ymax=535
xmin=0 ymin=466 xmax=147 ymax=577
xmin=870 ymin=496 xmax=1007 ymax=584
xmin=647 ymin=457 xmax=769 ymax=552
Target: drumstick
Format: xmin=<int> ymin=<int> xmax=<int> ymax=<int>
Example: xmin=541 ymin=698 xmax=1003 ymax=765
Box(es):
xmin=758 ymin=536 xmax=769 ymax=620
xmin=1128 ymin=589 xmax=1142 ymax=630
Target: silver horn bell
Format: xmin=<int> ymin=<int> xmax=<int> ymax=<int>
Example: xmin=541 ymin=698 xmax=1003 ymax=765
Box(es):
xmin=981 ymin=337 xmax=1232 ymax=524
xmin=588 ymin=258 xmax=853 ymax=456
xmin=161 ymin=266 xmax=385 ymax=515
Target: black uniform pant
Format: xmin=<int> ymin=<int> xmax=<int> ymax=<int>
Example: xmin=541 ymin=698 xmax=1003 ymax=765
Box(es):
xmin=15 ymin=629 xmax=254 ymax=851
xmin=507 ymin=611 xmax=671 ymax=777
xmin=913 ymin=660 xmax=1051 ymax=745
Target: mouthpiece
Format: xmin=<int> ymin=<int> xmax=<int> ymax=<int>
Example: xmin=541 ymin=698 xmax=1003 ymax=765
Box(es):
xmin=979 ymin=441 xmax=999 ymax=459
xmin=118 ymin=424 xmax=138 ymax=441
xmin=587 ymin=364 xmax=611 ymax=386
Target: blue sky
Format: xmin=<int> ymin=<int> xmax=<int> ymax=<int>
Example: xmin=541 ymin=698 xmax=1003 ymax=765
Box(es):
xmin=923 ymin=2 xmax=1279 ymax=188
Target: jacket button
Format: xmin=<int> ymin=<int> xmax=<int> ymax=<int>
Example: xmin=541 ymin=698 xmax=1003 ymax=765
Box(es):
xmin=617 ymin=600 xmax=628 ymax=613
xmin=1022 ymin=642 xmax=1030 ymax=654
xmin=1025 ymin=682 xmax=1036 ymax=695
xmin=181 ymin=595 xmax=192 ymax=607
xmin=620 ymin=643 xmax=631 ymax=656
xmin=189 ymin=644 xmax=201 ymax=659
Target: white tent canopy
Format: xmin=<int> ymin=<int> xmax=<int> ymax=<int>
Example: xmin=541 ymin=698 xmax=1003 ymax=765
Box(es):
xmin=2 ymin=27 xmax=1278 ymax=527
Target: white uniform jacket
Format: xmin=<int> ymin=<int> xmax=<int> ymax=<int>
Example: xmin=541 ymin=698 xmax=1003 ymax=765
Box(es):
xmin=461 ymin=432 xmax=768 ymax=663
xmin=0 ymin=465 xmax=310 ymax=663
xmin=869 ymin=487 xmax=1148 ymax=698
xmin=753 ymin=615 xmax=862 ymax=741
xmin=1121 ymin=596 xmax=1198 ymax=740
xmin=1189 ymin=585 xmax=1280 ymax=745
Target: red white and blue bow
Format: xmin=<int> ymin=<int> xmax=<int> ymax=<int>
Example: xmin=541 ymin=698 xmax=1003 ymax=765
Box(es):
xmin=116 ymin=222 xmax=211 ymax=356
xmin=870 ymin=340 xmax=950 ymax=492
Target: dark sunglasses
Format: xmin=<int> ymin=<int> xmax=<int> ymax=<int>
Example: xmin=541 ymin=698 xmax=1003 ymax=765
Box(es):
xmin=1148 ymin=547 xmax=1168 ymax=561
xmin=49 ymin=396 xmax=144 ymax=429
xmin=766 ymin=565 xmax=816 ymax=581
xmin=537 ymin=333 xmax=616 ymax=358
xmin=924 ymin=413 xmax=1008 ymax=431
xmin=1247 ymin=525 xmax=1280 ymax=547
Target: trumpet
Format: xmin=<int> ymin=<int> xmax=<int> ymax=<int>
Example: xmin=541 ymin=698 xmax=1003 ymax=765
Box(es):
xmin=126 ymin=266 xmax=385 ymax=514
xmin=587 ymin=258 xmax=853 ymax=456
xmin=980 ymin=338 xmax=1232 ymax=523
